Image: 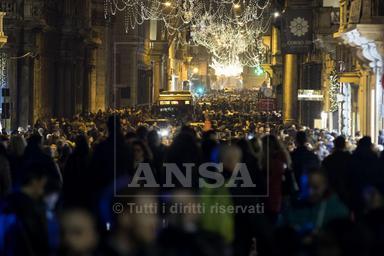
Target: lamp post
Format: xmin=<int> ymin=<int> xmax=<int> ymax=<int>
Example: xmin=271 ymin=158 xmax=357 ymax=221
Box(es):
xmin=0 ymin=12 xmax=7 ymax=131
xmin=0 ymin=12 xmax=7 ymax=48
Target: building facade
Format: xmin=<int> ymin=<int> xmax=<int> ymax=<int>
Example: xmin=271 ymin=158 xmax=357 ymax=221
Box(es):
xmin=279 ymin=0 xmax=384 ymax=142
xmin=0 ymin=0 xmax=109 ymax=129
xmin=321 ymin=0 xmax=384 ymax=141
xmin=0 ymin=1 xmax=204 ymax=129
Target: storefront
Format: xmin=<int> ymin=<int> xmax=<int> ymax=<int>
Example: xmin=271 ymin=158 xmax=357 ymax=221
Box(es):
xmin=340 ymin=25 xmax=384 ymax=142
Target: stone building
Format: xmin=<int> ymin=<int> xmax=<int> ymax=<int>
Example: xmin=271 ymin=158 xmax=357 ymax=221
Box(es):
xmin=0 ymin=1 xmax=209 ymax=129
xmin=278 ymin=0 xmax=384 ymax=141
xmin=0 ymin=0 xmax=108 ymax=129
xmin=319 ymin=0 xmax=384 ymax=141
xmin=278 ymin=0 xmax=329 ymax=126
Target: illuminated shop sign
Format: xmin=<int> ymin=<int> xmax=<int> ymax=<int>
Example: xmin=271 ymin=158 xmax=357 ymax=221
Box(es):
xmin=298 ymin=89 xmax=323 ymax=101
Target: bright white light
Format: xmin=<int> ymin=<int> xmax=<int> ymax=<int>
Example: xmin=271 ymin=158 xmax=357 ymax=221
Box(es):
xmin=273 ymin=12 xmax=280 ymax=18
xmin=196 ymin=87 xmax=204 ymax=95
xmin=210 ymin=59 xmax=243 ymax=77
xmin=321 ymin=111 xmax=328 ymax=129
xmin=233 ymin=3 xmax=241 ymax=9
xmin=163 ymin=2 xmax=171 ymax=7
xmin=321 ymin=111 xmax=328 ymax=119
xmin=159 ymin=129 xmax=170 ymax=137
xmin=193 ymin=67 xmax=199 ymax=74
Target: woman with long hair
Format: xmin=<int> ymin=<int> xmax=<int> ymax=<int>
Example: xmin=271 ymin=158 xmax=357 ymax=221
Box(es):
xmin=131 ymin=139 xmax=153 ymax=171
xmin=261 ymin=135 xmax=291 ymax=223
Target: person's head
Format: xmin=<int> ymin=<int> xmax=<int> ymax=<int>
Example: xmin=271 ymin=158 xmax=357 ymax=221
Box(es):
xmin=296 ymin=131 xmax=307 ymax=147
xmin=165 ymin=189 xmax=199 ymax=232
xmin=219 ymin=144 xmax=242 ymax=172
xmin=357 ymin=136 xmax=373 ymax=151
xmin=59 ymin=143 xmax=72 ymax=160
xmin=125 ymin=131 xmax=137 ymax=143
xmin=113 ymin=190 xmax=158 ymax=245
xmin=132 ymin=140 xmax=152 ymax=162
xmin=261 ymin=134 xmax=283 ymax=154
xmin=74 ymin=134 xmax=89 ymax=155
xmin=27 ymin=133 xmax=43 ymax=149
xmin=333 ymin=136 xmax=346 ymax=151
xmin=308 ymin=169 xmax=329 ymax=203
xmin=202 ymin=130 xmax=218 ymax=142
xmin=166 ymin=132 xmax=201 ymax=165
xmin=136 ymin=126 xmax=149 ymax=142
xmin=180 ymin=125 xmax=197 ymax=138
xmin=8 ymin=135 xmax=27 ymax=157
xmin=250 ymin=137 xmax=262 ymax=158
xmin=261 ymin=135 xmax=290 ymax=169
xmin=60 ymin=208 xmax=99 ymax=255
xmin=20 ymin=164 xmax=49 ymax=200
xmin=147 ymin=130 xmax=160 ymax=147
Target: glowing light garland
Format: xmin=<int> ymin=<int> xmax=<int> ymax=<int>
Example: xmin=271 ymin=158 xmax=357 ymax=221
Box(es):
xmin=329 ymin=70 xmax=340 ymax=112
xmin=211 ymin=57 xmax=244 ymax=76
xmin=190 ymin=12 xmax=268 ymax=68
xmin=0 ymin=52 xmax=7 ymax=88
xmin=104 ymin=0 xmax=272 ymax=76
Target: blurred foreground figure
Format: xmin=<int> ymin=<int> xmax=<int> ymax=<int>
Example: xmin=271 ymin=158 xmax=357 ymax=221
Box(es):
xmin=90 ymin=116 xmax=131 ymax=203
xmin=58 ymin=208 xmax=99 ymax=256
xmin=103 ymin=190 xmax=158 ymax=256
xmin=4 ymin=89 xmax=384 ymax=255
xmin=1 ymin=164 xmax=50 ymax=256
xmin=281 ymin=169 xmax=349 ymax=233
xmin=291 ymin=131 xmax=320 ymax=195
xmin=322 ymin=136 xmax=351 ymax=205
xmin=159 ymin=189 xmax=227 ymax=256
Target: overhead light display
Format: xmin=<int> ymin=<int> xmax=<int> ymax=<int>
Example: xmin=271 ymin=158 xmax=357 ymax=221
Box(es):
xmin=105 ymin=0 xmax=272 ymax=76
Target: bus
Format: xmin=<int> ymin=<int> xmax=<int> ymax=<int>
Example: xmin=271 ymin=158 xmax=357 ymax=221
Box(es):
xmin=155 ymin=91 xmax=194 ymax=118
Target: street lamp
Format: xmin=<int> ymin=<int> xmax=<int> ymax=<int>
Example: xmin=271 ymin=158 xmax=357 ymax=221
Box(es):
xmin=0 ymin=12 xmax=7 ymax=48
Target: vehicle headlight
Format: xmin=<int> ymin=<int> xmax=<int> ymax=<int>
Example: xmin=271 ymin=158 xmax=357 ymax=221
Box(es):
xmin=159 ymin=129 xmax=170 ymax=137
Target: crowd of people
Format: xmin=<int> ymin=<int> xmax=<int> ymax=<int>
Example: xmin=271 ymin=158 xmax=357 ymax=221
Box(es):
xmin=1 ymin=91 xmax=384 ymax=256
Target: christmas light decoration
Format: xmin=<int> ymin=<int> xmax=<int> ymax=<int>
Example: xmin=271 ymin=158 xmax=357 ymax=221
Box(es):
xmin=329 ymin=70 xmax=340 ymax=112
xmin=104 ymin=0 xmax=272 ymax=76
xmin=0 ymin=52 xmax=7 ymax=88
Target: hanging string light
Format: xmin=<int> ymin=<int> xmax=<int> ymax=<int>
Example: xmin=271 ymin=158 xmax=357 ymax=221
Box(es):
xmin=105 ymin=0 xmax=271 ymax=38
xmin=0 ymin=52 xmax=7 ymax=88
xmin=104 ymin=0 xmax=272 ymax=75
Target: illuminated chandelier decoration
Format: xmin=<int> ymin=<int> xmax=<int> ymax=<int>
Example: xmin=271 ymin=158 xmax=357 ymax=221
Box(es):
xmin=190 ymin=11 xmax=269 ymax=75
xmin=104 ymin=0 xmax=272 ymax=75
